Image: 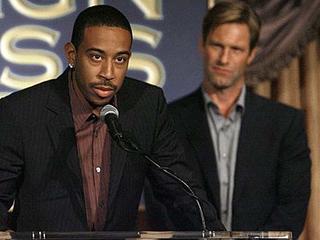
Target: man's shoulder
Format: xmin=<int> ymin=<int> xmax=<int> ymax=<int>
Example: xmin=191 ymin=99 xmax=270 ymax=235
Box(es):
xmin=0 ymin=73 xmax=66 ymax=118
xmin=167 ymin=88 xmax=304 ymax=120
xmin=0 ymin=70 xmax=68 ymax=106
xmin=0 ymin=78 xmax=62 ymax=126
xmin=168 ymin=88 xmax=204 ymax=116
xmin=1 ymin=79 xmax=56 ymax=103
xmin=122 ymin=77 xmax=162 ymax=92
xmin=247 ymin=91 xmax=303 ymax=116
xmin=168 ymin=88 xmax=202 ymax=112
xmin=119 ymin=77 xmax=164 ymax=105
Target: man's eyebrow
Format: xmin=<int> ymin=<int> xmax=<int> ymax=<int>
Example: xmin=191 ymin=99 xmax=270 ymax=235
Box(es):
xmin=86 ymin=48 xmax=130 ymax=56
xmin=116 ymin=50 xmax=131 ymax=55
xmin=86 ymin=48 xmax=104 ymax=54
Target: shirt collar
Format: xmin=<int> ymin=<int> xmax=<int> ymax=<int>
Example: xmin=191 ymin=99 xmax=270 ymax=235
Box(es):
xmin=202 ymin=85 xmax=246 ymax=118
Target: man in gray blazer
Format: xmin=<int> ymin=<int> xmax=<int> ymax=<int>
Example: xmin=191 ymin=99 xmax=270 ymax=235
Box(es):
xmin=145 ymin=1 xmax=310 ymax=239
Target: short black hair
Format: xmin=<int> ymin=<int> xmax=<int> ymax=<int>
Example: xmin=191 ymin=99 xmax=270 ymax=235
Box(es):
xmin=71 ymin=5 xmax=133 ymax=49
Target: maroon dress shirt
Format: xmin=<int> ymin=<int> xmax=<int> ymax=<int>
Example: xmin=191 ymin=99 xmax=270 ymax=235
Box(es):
xmin=69 ymin=72 xmax=111 ymax=230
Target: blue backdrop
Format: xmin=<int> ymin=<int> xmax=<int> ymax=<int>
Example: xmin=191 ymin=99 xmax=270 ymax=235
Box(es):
xmin=0 ymin=0 xmax=208 ymax=102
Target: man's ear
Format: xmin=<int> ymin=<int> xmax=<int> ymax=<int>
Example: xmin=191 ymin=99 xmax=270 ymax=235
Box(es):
xmin=247 ymin=47 xmax=258 ymax=65
xmin=64 ymin=42 xmax=76 ymax=66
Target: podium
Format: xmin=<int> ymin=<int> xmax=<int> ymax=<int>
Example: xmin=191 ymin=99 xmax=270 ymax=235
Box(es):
xmin=0 ymin=231 xmax=292 ymax=239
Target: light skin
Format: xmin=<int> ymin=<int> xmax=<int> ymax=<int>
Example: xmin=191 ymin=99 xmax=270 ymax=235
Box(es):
xmin=64 ymin=26 xmax=132 ymax=114
xmin=200 ymin=23 xmax=256 ymax=117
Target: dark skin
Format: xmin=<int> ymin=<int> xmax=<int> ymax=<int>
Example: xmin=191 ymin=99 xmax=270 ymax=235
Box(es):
xmin=65 ymin=26 xmax=132 ymax=114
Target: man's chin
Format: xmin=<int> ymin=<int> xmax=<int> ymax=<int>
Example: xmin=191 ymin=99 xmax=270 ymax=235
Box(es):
xmin=208 ymin=77 xmax=238 ymax=90
xmin=209 ymin=81 xmax=232 ymax=90
xmin=213 ymin=84 xmax=232 ymax=90
xmin=89 ymin=97 xmax=114 ymax=109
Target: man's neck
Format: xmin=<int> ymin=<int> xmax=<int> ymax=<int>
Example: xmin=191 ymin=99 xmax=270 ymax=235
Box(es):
xmin=203 ymin=82 xmax=244 ymax=118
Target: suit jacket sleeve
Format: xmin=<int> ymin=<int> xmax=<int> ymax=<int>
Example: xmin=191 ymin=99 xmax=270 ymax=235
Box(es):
xmin=261 ymin=110 xmax=311 ymax=239
xmin=145 ymin=89 xmax=225 ymax=231
xmin=0 ymin=98 xmax=24 ymax=230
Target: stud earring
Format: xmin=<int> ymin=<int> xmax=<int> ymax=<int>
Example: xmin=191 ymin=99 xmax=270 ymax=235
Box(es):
xmin=68 ymin=63 xmax=74 ymax=69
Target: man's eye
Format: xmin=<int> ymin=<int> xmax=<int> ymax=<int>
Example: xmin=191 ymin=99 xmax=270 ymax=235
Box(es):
xmin=232 ymin=48 xmax=243 ymax=53
xmin=208 ymin=43 xmax=223 ymax=51
xmin=91 ymin=54 xmax=102 ymax=61
xmin=115 ymin=56 xmax=127 ymax=64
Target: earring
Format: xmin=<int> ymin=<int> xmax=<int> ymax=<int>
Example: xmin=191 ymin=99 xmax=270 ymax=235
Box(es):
xmin=68 ymin=63 xmax=74 ymax=69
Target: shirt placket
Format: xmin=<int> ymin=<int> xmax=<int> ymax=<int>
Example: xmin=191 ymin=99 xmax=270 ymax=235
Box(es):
xmin=218 ymin=118 xmax=233 ymax=229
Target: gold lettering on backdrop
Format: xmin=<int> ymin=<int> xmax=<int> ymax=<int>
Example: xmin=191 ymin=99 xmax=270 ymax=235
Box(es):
xmin=0 ymin=25 xmax=62 ymax=90
xmin=131 ymin=0 xmax=163 ymax=20
xmin=133 ymin=24 xmax=162 ymax=49
xmin=8 ymin=0 xmax=76 ymax=19
xmin=130 ymin=0 xmax=165 ymax=86
xmin=88 ymin=0 xmax=105 ymax=6
xmin=131 ymin=24 xmax=165 ymax=86
xmin=129 ymin=53 xmax=165 ymax=87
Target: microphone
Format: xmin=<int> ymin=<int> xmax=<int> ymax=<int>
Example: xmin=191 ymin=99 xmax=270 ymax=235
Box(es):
xmin=100 ymin=104 xmax=210 ymax=234
xmin=100 ymin=104 xmax=123 ymax=140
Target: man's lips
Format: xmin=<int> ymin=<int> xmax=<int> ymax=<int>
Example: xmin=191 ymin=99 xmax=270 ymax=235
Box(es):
xmin=92 ymin=85 xmax=115 ymax=98
xmin=94 ymin=85 xmax=114 ymax=91
xmin=211 ymin=66 xmax=231 ymax=75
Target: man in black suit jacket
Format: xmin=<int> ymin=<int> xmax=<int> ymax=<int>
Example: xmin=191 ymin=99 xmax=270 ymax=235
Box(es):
xmin=145 ymin=1 xmax=310 ymax=239
xmin=0 ymin=5 xmax=224 ymax=232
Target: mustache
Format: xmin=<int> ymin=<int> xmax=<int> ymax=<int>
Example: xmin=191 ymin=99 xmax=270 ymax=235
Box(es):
xmin=90 ymin=80 xmax=117 ymax=91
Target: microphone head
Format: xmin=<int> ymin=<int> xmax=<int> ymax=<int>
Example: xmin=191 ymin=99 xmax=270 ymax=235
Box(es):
xmin=100 ymin=104 xmax=119 ymax=121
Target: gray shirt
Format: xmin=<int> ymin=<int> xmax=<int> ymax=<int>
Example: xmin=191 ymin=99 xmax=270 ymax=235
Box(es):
xmin=203 ymin=87 xmax=245 ymax=230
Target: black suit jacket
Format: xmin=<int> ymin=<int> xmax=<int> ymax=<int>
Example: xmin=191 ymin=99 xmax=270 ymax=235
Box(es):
xmin=0 ymin=71 xmax=223 ymax=231
xmin=167 ymin=88 xmax=311 ymax=239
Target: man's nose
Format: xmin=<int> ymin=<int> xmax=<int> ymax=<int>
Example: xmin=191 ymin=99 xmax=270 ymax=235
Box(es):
xmin=100 ymin=59 xmax=115 ymax=80
xmin=218 ymin=49 xmax=230 ymax=65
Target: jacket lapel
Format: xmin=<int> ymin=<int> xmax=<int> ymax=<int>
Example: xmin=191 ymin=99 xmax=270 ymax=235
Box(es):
xmin=181 ymin=89 xmax=221 ymax=211
xmin=105 ymin=81 xmax=130 ymax=220
xmin=45 ymin=71 xmax=87 ymax=228
xmin=106 ymin=139 xmax=128 ymax=220
xmin=232 ymin=91 xmax=265 ymax=209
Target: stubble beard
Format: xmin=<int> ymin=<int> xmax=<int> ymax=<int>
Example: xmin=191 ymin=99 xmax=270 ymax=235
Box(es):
xmin=207 ymin=72 xmax=238 ymax=91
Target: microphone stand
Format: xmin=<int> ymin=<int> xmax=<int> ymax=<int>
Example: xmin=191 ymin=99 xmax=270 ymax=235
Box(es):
xmin=113 ymin=134 xmax=210 ymax=236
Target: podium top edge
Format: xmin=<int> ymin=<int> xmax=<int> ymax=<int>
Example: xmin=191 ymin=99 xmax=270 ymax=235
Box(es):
xmin=4 ymin=231 xmax=292 ymax=240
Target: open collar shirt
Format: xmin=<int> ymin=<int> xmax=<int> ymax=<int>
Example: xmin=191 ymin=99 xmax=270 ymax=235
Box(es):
xmin=202 ymin=86 xmax=246 ymax=230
